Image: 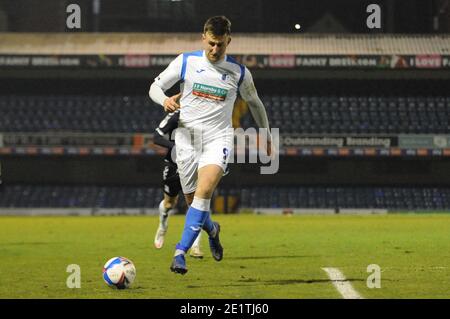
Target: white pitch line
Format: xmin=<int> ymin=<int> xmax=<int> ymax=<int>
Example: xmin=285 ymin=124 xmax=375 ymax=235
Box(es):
xmin=322 ymin=267 xmax=364 ymax=299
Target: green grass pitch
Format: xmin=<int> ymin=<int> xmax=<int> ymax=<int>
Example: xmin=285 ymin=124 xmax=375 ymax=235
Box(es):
xmin=0 ymin=214 xmax=449 ymax=298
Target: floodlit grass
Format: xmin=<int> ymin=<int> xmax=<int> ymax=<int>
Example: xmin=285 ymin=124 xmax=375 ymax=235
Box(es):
xmin=0 ymin=214 xmax=449 ymax=298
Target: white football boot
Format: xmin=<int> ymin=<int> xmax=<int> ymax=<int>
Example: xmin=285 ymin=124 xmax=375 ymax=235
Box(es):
xmin=154 ymin=200 xmax=169 ymax=249
xmin=189 ymin=232 xmax=204 ymax=258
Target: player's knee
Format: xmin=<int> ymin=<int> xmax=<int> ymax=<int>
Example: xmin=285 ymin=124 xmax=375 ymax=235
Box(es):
xmin=197 ymin=177 xmax=220 ymax=198
xmin=184 ymin=193 xmax=195 ymax=206
xmin=195 ymin=185 xmax=214 ymax=199
xmin=164 ymin=196 xmax=178 ymax=209
xmin=163 ymin=202 xmax=174 ymax=210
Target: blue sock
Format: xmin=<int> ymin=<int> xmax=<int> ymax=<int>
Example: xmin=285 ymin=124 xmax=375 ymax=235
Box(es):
xmin=176 ymin=206 xmax=208 ymax=253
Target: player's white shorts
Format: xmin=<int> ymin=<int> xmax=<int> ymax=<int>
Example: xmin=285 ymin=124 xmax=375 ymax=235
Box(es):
xmin=175 ymin=127 xmax=233 ymax=194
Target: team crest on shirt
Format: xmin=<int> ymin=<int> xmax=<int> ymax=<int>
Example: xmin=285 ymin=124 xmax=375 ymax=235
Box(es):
xmin=222 ymin=148 xmax=229 ymax=164
xmin=192 ymin=83 xmax=228 ymax=101
xmin=221 ymin=73 xmax=228 ymax=81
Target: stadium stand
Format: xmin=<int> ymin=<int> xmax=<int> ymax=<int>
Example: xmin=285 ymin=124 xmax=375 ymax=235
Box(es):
xmin=1 ymin=32 xmax=450 ymax=214
xmin=0 ymin=184 xmax=449 ymax=211
xmin=252 ymin=95 xmax=450 ymax=134
xmin=0 ymin=184 xmax=159 ymax=209
xmin=1 ymin=94 xmax=449 ymax=134
xmin=0 ymin=95 xmax=164 ymax=133
xmin=235 ymin=186 xmax=450 ymax=210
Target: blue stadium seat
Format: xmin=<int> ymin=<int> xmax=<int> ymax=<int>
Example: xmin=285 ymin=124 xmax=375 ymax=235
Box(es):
xmin=215 ymin=186 xmax=450 ymax=210
xmin=0 ymin=94 xmax=449 ymax=134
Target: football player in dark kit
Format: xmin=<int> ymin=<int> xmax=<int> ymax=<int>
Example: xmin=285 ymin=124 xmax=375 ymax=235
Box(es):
xmin=153 ymin=110 xmax=204 ymax=258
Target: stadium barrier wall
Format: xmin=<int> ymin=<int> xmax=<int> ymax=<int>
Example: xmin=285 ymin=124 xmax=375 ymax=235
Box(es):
xmin=0 ymin=208 xmax=160 ymax=216
xmin=2 ymin=156 xmax=450 ymax=186
xmin=244 ymin=208 xmax=388 ymax=215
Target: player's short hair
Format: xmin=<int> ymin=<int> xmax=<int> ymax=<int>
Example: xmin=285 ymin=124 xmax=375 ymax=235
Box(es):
xmin=203 ymin=16 xmax=231 ymax=36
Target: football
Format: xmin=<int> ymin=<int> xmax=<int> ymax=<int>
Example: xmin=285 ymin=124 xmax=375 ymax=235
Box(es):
xmin=102 ymin=257 xmax=136 ymax=289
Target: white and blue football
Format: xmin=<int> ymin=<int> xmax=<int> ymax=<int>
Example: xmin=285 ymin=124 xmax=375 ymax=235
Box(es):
xmin=102 ymin=257 xmax=136 ymax=289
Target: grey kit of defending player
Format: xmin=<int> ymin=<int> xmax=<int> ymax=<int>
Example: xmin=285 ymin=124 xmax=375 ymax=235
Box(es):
xmin=153 ymin=110 xmax=204 ymax=258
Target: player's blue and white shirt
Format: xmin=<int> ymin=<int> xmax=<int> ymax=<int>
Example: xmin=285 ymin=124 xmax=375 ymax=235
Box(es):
xmin=154 ymin=50 xmax=253 ymax=136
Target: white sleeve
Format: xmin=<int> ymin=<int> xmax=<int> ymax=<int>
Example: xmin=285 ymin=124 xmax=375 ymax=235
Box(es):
xmin=153 ymin=54 xmax=183 ymax=91
xmin=239 ymin=68 xmax=271 ymax=138
xmin=149 ymin=82 xmax=168 ymax=106
xmin=149 ymin=54 xmax=183 ymax=106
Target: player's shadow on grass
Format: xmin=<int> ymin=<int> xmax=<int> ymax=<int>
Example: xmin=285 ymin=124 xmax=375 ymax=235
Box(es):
xmin=227 ymin=255 xmax=319 ymax=260
xmin=0 ymin=242 xmax=57 ymax=246
xmin=259 ymin=278 xmax=365 ymax=285
xmin=187 ymin=278 xmax=365 ymax=289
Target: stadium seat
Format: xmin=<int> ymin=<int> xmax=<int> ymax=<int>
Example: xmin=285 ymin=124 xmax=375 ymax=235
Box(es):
xmin=1 ymin=94 xmax=448 ymax=134
xmin=223 ymin=186 xmax=450 ymax=210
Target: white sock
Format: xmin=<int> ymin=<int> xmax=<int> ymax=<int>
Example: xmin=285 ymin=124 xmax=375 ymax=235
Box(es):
xmin=191 ymin=196 xmax=211 ymax=212
xmin=174 ymin=249 xmax=185 ymax=256
xmin=158 ymin=200 xmax=170 ymax=227
xmin=192 ymin=231 xmax=202 ymax=248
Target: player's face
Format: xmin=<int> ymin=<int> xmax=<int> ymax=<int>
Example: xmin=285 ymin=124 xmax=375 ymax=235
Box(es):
xmin=202 ymin=32 xmax=231 ymax=63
